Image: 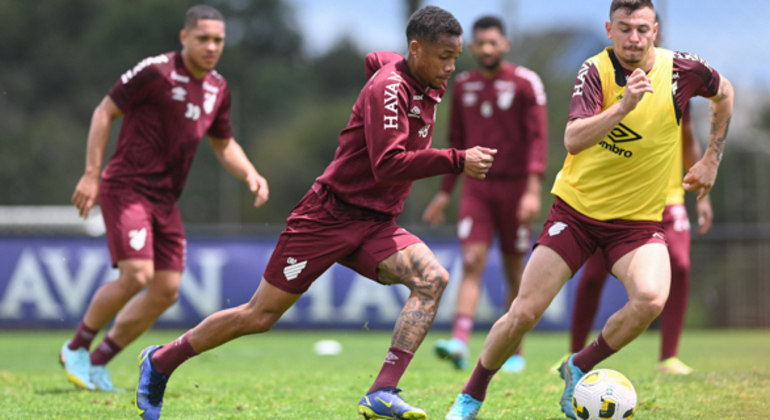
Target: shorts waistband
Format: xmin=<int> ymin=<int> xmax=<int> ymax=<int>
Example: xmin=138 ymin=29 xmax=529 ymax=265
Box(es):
xmin=312 ymin=183 xmax=393 ymax=222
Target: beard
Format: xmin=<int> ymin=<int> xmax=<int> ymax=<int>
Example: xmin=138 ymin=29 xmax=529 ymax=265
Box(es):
xmin=479 ymin=56 xmax=502 ymax=71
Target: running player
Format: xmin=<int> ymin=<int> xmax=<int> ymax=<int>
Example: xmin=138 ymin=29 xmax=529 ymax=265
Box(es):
xmin=446 ymin=1 xmax=733 ymax=418
xmin=566 ymin=102 xmax=713 ymax=375
xmin=423 ymin=15 xmax=548 ymax=373
xmin=61 ymin=5 xmax=268 ymax=392
xmin=133 ymin=6 xmax=497 ymax=420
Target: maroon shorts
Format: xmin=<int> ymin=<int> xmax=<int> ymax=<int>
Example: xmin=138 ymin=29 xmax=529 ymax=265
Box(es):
xmin=662 ymin=204 xmax=691 ymax=272
xmin=535 ymin=197 xmax=666 ymax=275
xmin=457 ymin=177 xmax=531 ymax=254
xmin=263 ymin=183 xmax=423 ymax=294
xmin=99 ymin=190 xmax=185 ymax=271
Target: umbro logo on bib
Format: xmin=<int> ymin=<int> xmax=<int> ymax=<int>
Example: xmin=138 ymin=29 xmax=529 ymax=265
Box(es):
xmin=607 ymin=122 xmax=642 ymax=143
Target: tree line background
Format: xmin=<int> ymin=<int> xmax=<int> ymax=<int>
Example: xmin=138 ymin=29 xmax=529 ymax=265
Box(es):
xmin=1 ymin=0 xmax=768 ymax=325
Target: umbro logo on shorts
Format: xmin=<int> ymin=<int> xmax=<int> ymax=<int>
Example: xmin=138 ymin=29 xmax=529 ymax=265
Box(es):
xmin=283 ymin=257 xmax=308 ymax=281
xmin=548 ymin=221 xmax=568 ymax=236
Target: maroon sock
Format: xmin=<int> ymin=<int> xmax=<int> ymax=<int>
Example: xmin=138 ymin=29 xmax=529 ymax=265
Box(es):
xmin=90 ymin=336 xmax=123 ymax=365
xmin=68 ymin=321 xmax=98 ymax=351
xmin=660 ymin=256 xmax=689 ymax=360
xmin=452 ymin=314 xmax=474 ymax=344
xmin=462 ymin=359 xmax=500 ymax=401
xmin=368 ymin=346 xmax=414 ymax=393
xmin=570 ymin=251 xmax=608 ymax=353
xmin=572 ymin=332 xmax=616 ymax=372
xmin=151 ymin=331 xmax=198 ymax=375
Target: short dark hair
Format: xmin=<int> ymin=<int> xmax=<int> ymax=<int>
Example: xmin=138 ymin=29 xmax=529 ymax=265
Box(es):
xmin=184 ymin=5 xmax=224 ymax=29
xmin=609 ymin=0 xmax=655 ymax=19
xmin=473 ymin=15 xmax=506 ymax=37
xmin=406 ymin=5 xmax=463 ymax=44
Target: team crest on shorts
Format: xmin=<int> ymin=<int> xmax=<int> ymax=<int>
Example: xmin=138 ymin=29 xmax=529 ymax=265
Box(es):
xmin=283 ymin=257 xmax=308 ymax=281
xmin=128 ymin=228 xmax=147 ymax=251
xmin=548 ymin=221 xmax=568 ymax=236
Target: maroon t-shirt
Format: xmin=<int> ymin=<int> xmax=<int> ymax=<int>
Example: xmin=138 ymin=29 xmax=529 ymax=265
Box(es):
xmin=315 ymin=52 xmax=465 ymax=216
xmin=440 ymin=61 xmax=548 ymax=193
xmin=567 ymin=49 xmax=721 ymax=121
xmin=101 ymin=51 xmax=233 ymax=202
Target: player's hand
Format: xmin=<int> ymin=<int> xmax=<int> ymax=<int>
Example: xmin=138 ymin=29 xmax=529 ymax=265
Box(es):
xmin=247 ymin=172 xmax=270 ymax=208
xmin=682 ymin=157 xmax=718 ymax=200
xmin=695 ymin=195 xmax=713 ymax=235
xmin=517 ymin=191 xmax=540 ymax=224
xmin=71 ymin=173 xmax=100 ymax=219
xmin=619 ymin=68 xmax=654 ymax=114
xmin=463 ymin=146 xmax=497 ymax=180
xmin=422 ymin=191 xmax=450 ymax=226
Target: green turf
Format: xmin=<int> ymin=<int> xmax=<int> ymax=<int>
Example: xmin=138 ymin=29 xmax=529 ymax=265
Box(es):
xmin=1 ymin=329 xmax=768 ymax=419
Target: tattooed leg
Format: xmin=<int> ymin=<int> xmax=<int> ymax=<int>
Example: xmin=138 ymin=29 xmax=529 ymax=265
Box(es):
xmin=377 ymin=242 xmax=449 ymax=352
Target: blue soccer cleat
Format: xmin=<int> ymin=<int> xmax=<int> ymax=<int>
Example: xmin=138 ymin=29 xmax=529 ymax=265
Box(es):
xmin=59 ymin=341 xmax=96 ymax=390
xmin=90 ymin=365 xmax=116 ymax=392
xmin=435 ymin=337 xmax=469 ymax=370
xmin=501 ymin=354 xmax=526 ymax=373
xmin=445 ymin=393 xmax=483 ymax=420
xmin=358 ymin=387 xmax=426 ymax=419
xmin=135 ymin=346 xmax=169 ymax=420
xmin=559 ymin=354 xmax=585 ymax=419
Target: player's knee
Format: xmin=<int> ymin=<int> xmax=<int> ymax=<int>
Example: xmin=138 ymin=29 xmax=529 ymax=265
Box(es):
xmin=155 ymin=289 xmax=179 ymax=309
xmin=509 ymin=304 xmax=539 ymax=332
xmin=429 ymin=264 xmax=450 ymax=296
xmin=239 ymin=306 xmax=280 ymax=334
xmin=118 ymin=268 xmax=153 ymax=295
xmin=462 ymin=251 xmax=485 ymax=273
xmin=412 ymin=263 xmax=449 ymax=298
xmin=631 ymin=292 xmax=667 ymax=320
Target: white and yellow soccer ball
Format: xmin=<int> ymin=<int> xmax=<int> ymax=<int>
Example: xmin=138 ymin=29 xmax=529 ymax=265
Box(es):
xmin=572 ymin=368 xmax=637 ymax=419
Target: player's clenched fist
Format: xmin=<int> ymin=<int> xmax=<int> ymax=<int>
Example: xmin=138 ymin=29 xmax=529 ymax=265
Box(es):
xmin=463 ymin=146 xmax=497 ymax=179
xmin=619 ymin=68 xmax=654 ymax=114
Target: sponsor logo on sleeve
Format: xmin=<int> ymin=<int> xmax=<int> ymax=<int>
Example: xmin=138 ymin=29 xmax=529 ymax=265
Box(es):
xmin=383 ymin=71 xmax=403 ymax=129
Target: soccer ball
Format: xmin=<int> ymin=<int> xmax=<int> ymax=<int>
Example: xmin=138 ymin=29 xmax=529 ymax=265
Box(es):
xmin=572 ymin=368 xmax=637 ymax=419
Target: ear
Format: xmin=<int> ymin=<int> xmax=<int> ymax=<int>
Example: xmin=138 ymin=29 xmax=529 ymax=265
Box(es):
xmin=408 ymin=39 xmax=421 ymax=58
xmin=605 ymin=21 xmax=612 ymax=39
xmin=501 ymin=37 xmax=511 ymax=53
xmin=179 ymin=29 xmax=187 ymax=47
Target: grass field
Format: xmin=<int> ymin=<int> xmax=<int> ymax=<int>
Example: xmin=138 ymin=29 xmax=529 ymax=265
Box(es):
xmin=1 ymin=328 xmax=768 ymax=419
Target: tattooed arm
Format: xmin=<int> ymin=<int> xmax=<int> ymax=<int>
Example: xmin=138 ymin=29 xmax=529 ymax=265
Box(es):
xmin=682 ymin=75 xmax=734 ymax=200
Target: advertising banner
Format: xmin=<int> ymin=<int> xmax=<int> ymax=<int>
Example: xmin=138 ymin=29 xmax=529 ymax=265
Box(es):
xmin=0 ymin=236 xmax=627 ymax=330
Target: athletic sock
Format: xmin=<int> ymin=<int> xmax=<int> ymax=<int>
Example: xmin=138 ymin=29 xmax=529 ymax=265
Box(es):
xmin=68 ymin=321 xmax=98 ymax=351
xmin=570 ymin=253 xmax=608 ymax=353
xmin=572 ymin=332 xmax=616 ymax=372
xmin=462 ymin=359 xmax=500 ymax=401
xmin=368 ymin=346 xmax=414 ymax=393
xmin=151 ymin=331 xmax=198 ymax=375
xmin=452 ymin=314 xmax=474 ymax=344
xmin=90 ymin=335 xmax=123 ymax=366
xmin=660 ymin=263 xmax=689 ymax=360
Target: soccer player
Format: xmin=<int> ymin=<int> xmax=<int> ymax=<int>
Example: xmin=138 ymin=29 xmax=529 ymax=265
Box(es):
xmin=134 ymin=6 xmax=497 ymax=420
xmin=423 ymin=15 xmax=547 ymax=373
xmin=445 ymin=0 xmax=733 ymax=419
xmin=61 ymin=5 xmax=269 ymax=392
xmin=564 ymin=13 xmax=713 ymax=376
xmin=566 ymin=103 xmax=713 ymax=375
